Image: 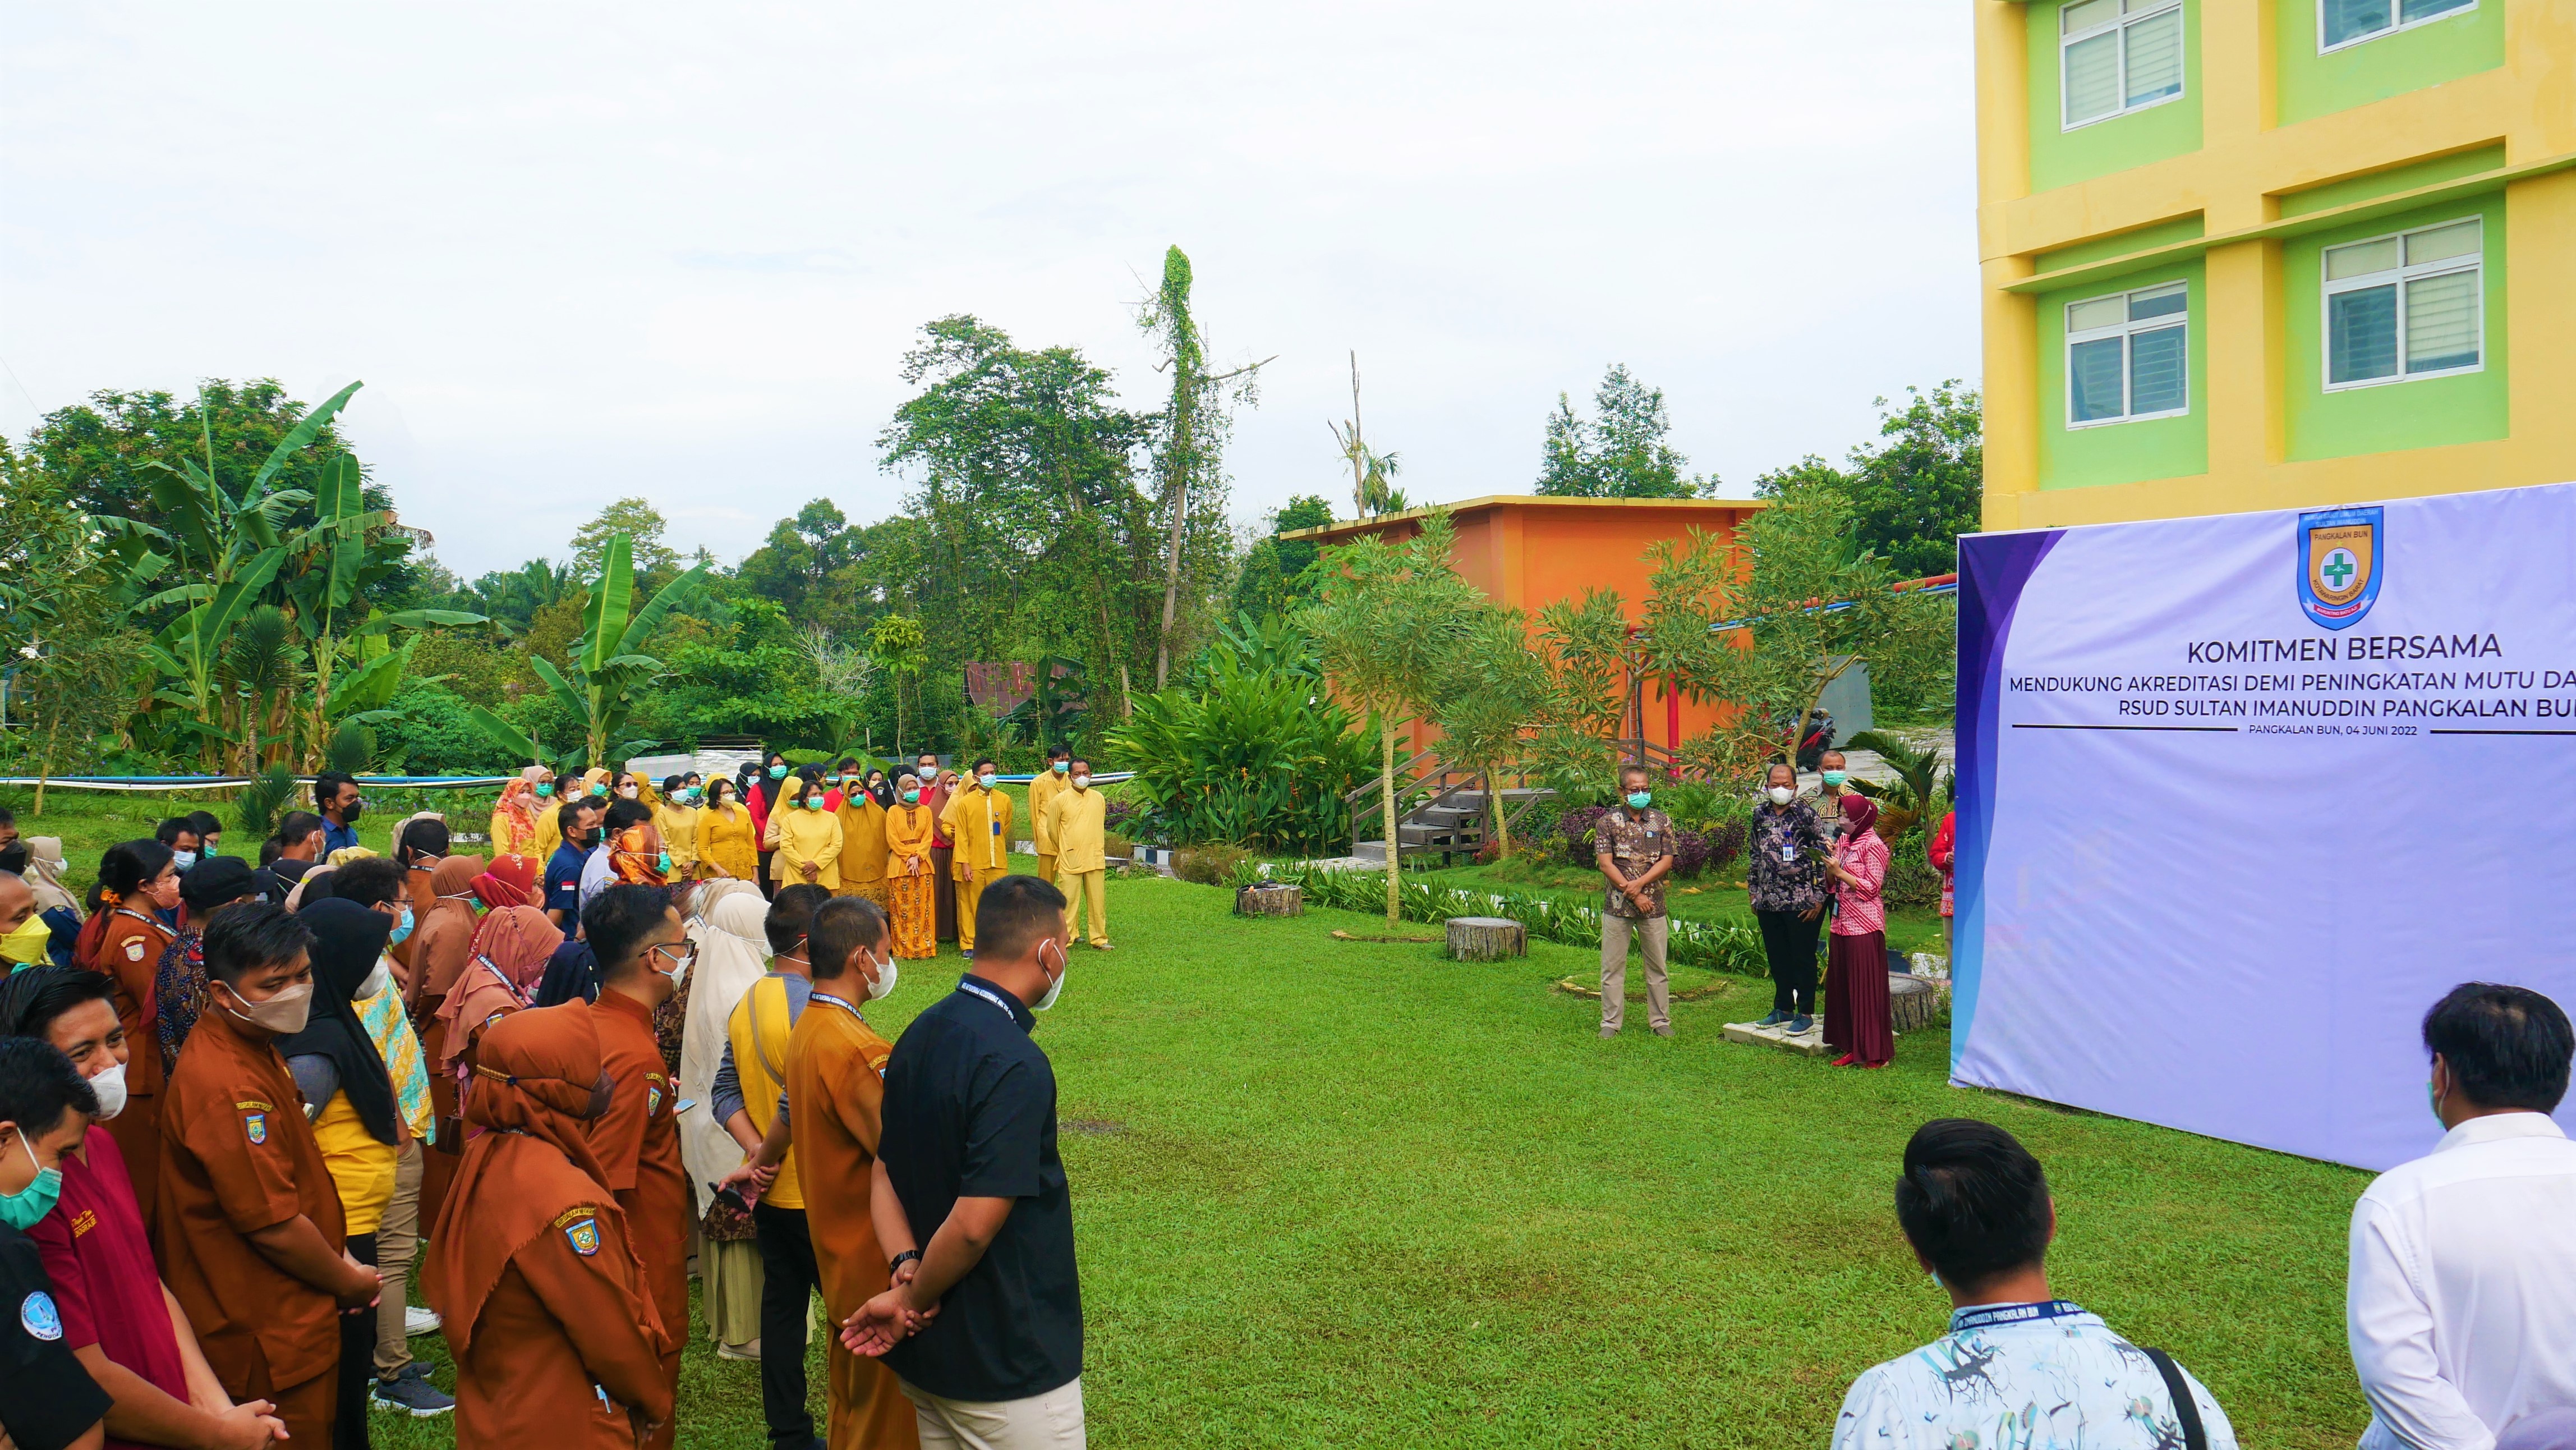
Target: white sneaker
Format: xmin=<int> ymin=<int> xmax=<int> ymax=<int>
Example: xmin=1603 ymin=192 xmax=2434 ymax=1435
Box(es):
xmin=405 ymin=1306 xmax=442 ymax=1337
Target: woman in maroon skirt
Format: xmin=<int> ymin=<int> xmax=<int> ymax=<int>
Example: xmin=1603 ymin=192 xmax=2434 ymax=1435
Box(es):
xmin=1824 ymin=792 xmax=1894 ymax=1068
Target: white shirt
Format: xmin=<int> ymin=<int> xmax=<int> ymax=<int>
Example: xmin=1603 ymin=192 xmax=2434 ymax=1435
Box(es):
xmin=2349 ymin=1111 xmax=2576 ymax=1450
xmin=578 ymin=842 xmax=614 ymax=911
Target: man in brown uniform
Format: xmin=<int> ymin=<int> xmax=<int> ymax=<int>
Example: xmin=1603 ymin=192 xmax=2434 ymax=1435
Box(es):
xmin=155 ymin=903 xmax=381 ymax=1446
xmin=425 ymin=1002 xmax=674 ymax=1447
xmin=581 ymin=884 xmax=693 ymax=1448
xmin=721 ymin=896 xmax=917 ymax=1449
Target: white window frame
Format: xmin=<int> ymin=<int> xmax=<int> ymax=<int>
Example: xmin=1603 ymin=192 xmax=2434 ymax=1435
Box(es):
xmin=2320 ymin=215 xmax=2483 ymax=393
xmin=2060 ymin=0 xmax=2188 ymax=132
xmin=2317 ymin=0 xmax=2476 ymax=56
xmin=2064 ymin=281 xmax=2191 ymax=428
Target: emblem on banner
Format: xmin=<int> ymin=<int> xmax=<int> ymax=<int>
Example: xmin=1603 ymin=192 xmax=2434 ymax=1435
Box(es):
xmin=2297 ymin=505 xmax=2382 ymax=630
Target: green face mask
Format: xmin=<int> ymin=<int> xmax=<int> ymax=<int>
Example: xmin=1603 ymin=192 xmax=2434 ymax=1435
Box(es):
xmin=806 ymin=797 xmax=825 ymax=811
xmin=0 ymin=1132 xmax=62 ymax=1232
xmin=534 ymin=783 xmax=554 ymax=799
xmin=769 ymin=765 xmax=788 ymax=779
xmin=1626 ymin=791 xmax=1653 ymax=809
xmin=590 ymin=782 xmax=609 ymax=798
xmin=903 ymin=790 xmax=921 ymax=805
xmin=1052 ymin=761 xmax=1069 ymax=774
xmin=825 ymin=774 xmax=843 ymax=784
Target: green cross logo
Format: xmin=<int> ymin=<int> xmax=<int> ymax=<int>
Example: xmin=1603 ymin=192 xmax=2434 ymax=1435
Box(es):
xmin=2321 ymin=548 xmax=2357 ymax=591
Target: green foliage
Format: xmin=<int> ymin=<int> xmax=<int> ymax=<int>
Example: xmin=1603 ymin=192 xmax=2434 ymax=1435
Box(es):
xmin=233 ymin=764 xmax=299 ymax=837
xmin=384 ymin=682 xmax=512 ymax=776
xmin=1229 ymin=494 xmax=1334 ymax=620
xmin=1841 ymin=729 xmax=1948 ymax=838
xmin=1172 ymin=842 xmax=1255 ymax=885
xmin=1432 ymin=608 xmax=1553 ymax=854
xmin=325 ymin=718 xmax=374 ymax=774
xmin=471 ymin=532 xmax=707 ymax=768
xmin=1139 ymin=247 xmax=1263 ymax=688
xmin=1536 ymin=364 xmax=1710 ymax=498
xmin=1756 ymin=383 xmax=1982 ymax=582
xmin=1107 ymin=640 xmax=1376 ymax=855
xmin=569 ymin=497 xmax=679 ymax=580
xmin=1240 ymin=861 xmax=1770 ymax=976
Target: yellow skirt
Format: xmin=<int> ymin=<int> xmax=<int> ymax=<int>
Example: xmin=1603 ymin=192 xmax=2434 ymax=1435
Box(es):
xmin=889 ymin=870 xmax=936 ymax=960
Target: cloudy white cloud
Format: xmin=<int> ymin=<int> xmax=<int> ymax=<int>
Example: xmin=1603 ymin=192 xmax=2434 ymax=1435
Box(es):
xmin=0 ymin=1 xmax=1977 ymax=580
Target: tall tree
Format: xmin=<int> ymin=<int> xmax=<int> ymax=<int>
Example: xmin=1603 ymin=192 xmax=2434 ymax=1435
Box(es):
xmin=1299 ymin=511 xmax=1485 ymax=925
xmin=1537 ymin=364 xmax=1709 ymax=498
xmin=1327 ymin=352 xmax=1405 ymax=518
xmin=569 ymin=497 xmax=679 ymax=579
xmin=1230 ymin=494 xmax=1335 ymax=621
xmin=1843 ymin=382 xmax=1982 ymax=580
xmin=1139 ymin=246 xmax=1266 ymax=688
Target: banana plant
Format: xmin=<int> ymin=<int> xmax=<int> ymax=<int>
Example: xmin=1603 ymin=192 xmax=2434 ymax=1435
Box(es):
xmin=282 ymin=452 xmax=482 ymax=760
xmin=126 ymin=382 xmax=360 ymax=761
xmin=471 ymin=533 xmax=705 ymax=768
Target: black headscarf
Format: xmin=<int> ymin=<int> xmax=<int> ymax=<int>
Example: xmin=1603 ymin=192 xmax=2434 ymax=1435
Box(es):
xmin=866 ymin=772 xmax=895 ymax=809
xmin=532 ymin=937 xmax=601 ymax=1009
xmin=279 ymin=898 xmax=402 ymax=1146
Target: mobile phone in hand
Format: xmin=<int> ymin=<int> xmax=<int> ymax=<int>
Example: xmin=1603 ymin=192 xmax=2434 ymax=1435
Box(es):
xmin=710 ymin=1180 xmax=751 ymax=1214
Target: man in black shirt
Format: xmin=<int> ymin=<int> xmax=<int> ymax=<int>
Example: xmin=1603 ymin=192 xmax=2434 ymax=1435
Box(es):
xmin=849 ymin=874 xmax=1084 ymax=1446
xmin=0 ymin=1036 xmax=112 ymax=1450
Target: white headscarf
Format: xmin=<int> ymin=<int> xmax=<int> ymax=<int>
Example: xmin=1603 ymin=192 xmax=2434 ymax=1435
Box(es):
xmin=678 ymin=884 xmax=772 ymax=1194
xmin=21 ymin=838 xmax=82 ymax=919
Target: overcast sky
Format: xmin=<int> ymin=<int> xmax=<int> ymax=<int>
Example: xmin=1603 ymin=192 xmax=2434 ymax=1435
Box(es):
xmin=0 ymin=2 xmax=1977 ymax=581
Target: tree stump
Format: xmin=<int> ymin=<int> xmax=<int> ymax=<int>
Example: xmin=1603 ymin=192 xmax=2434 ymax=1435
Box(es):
xmin=1888 ymin=974 xmax=1949 ymax=1034
xmin=1234 ymin=883 xmax=1304 ymax=917
xmin=1447 ymin=916 xmax=1526 ymax=961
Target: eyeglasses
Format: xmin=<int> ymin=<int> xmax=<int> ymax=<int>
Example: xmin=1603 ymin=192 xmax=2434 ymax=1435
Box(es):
xmin=650 ymin=940 xmax=699 ymax=971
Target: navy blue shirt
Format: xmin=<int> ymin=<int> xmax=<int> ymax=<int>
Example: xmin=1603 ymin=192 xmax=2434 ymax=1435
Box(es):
xmin=880 ymin=975 xmax=1080 ymax=1402
xmin=545 ymin=843 xmax=589 ymax=918
xmin=322 ymin=816 xmax=361 ymax=857
xmin=0 ymin=1222 xmax=111 ymax=1450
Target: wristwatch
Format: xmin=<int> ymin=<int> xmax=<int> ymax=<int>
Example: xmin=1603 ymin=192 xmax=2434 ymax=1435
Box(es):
xmin=890 ymin=1249 xmax=923 ymax=1275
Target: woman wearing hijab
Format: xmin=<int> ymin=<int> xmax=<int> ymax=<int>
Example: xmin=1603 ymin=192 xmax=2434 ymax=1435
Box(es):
xmin=422 ymin=1004 xmax=675 ymax=1446
xmin=19 ymin=836 xmax=85 ymax=966
xmin=749 ymin=751 xmax=789 ymax=896
xmin=435 ymin=906 xmax=565 ymax=1096
xmin=281 ymin=898 xmax=404 ymax=1450
xmin=834 ymin=768 xmax=893 ymax=909
xmin=654 ymin=775 xmax=701 ymax=883
xmin=678 ymin=883 xmax=769 ymax=1360
xmin=764 ymin=773 xmax=844 ymax=893
xmin=1821 ymin=792 xmax=1896 ymax=1069
xmin=77 ymin=839 xmax=180 ymax=1213
xmin=404 ymin=856 xmax=483 ymax=1224
xmin=471 ymin=854 xmax=537 ymax=912
xmin=696 ymin=778 xmax=760 ymax=884
xmin=490 ymin=773 xmax=546 ymax=861
xmin=883 ymin=774 xmax=939 ymax=960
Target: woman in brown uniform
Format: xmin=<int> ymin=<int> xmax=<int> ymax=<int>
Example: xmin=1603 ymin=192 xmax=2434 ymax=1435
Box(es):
xmin=424 ymin=1003 xmax=675 ymax=1447
xmin=75 ymin=840 xmax=179 ymax=1219
xmin=406 ymin=855 xmax=484 ymax=1222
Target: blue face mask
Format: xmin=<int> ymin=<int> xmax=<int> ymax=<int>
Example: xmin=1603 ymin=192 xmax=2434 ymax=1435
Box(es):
xmin=388 ymin=906 xmax=415 ymax=947
xmin=1052 ymin=761 xmax=1069 ymax=774
xmin=769 ymin=765 xmax=788 ymax=779
xmin=1820 ymin=770 xmax=1847 ymax=787
xmin=1626 ymin=791 xmax=1653 ymax=809
xmin=0 ymin=1132 xmax=62 ymax=1232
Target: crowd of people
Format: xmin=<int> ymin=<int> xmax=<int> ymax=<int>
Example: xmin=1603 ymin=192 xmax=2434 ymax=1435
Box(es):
xmin=0 ymin=763 xmax=2570 ymax=1448
xmin=0 ymin=769 xmax=1093 ymax=1450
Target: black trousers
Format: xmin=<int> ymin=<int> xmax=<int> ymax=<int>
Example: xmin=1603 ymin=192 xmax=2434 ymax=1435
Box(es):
xmin=753 ymin=1203 xmax=822 ymax=1447
xmin=1757 ymin=908 xmax=1823 ymax=1015
xmin=335 ymin=1231 xmax=378 ymax=1450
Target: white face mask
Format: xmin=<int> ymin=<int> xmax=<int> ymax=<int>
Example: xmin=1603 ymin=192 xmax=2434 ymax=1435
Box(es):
xmin=860 ymin=949 xmax=899 ymax=1002
xmin=1033 ymin=940 xmax=1066 ymax=1012
xmin=1767 ymin=786 xmax=1795 ymax=806
xmin=977 ymin=772 xmax=996 ymax=789
xmin=87 ymin=1061 xmax=129 ymax=1121
xmin=1071 ymin=774 xmax=1091 ymax=791
xmin=617 ymin=786 xmax=639 ymax=799
xmin=172 ymin=850 xmax=198 ymax=871
xmin=355 ymin=962 xmax=393 ymax=1001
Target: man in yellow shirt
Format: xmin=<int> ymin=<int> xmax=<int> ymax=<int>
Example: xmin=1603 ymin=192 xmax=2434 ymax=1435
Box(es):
xmin=1027 ymin=744 xmax=1071 ymax=887
xmin=1044 ymin=756 xmax=1111 ymax=949
xmin=937 ymin=756 xmax=1013 ymax=957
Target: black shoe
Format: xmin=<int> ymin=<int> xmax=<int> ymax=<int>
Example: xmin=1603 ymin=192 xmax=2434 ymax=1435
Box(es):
xmin=370 ymin=1363 xmax=454 ymax=1418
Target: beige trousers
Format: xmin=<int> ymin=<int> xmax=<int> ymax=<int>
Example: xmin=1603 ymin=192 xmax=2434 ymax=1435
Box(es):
xmin=1600 ymin=912 xmax=1670 ymax=1032
xmin=372 ymin=1138 xmax=424 ymax=1375
xmin=1056 ymin=868 xmax=1107 ymax=946
xmin=903 ymin=1375 xmax=1085 ymax=1449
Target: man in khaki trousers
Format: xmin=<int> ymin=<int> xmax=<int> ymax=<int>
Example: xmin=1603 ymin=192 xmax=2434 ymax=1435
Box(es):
xmin=1045 ymin=758 xmax=1111 ymax=950
xmin=1594 ymin=765 xmax=1676 ymax=1038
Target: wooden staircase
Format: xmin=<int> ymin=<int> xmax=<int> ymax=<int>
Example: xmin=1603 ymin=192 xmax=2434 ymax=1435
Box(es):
xmin=1348 ymin=750 xmax=1553 ymax=866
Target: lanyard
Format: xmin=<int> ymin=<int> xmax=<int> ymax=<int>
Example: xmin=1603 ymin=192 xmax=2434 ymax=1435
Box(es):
xmin=1949 ymin=1300 xmax=2087 ymax=1333
xmin=956 ymin=980 xmax=1018 ymax=1021
xmin=811 ymin=991 xmax=866 ymax=1021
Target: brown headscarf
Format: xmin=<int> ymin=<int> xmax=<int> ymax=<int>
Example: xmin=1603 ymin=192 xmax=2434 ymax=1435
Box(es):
xmin=409 ymin=855 xmax=486 ymax=1006
xmin=422 ymin=1003 xmax=623 ymax=1358
xmin=435 ymin=906 xmax=564 ymax=1072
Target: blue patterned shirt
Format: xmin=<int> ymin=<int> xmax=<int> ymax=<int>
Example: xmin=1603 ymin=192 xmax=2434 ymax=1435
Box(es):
xmin=1832 ymin=1300 xmax=2237 ymax=1450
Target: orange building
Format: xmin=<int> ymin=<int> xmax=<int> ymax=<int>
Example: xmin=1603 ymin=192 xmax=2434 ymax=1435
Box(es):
xmin=1281 ymin=494 xmax=1765 ymax=759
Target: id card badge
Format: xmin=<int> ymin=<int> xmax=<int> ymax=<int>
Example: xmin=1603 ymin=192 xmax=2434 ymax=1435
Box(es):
xmin=1780 ymin=842 xmax=1798 ymax=864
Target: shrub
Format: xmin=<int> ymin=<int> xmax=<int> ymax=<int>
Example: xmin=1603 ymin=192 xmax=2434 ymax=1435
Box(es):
xmin=1671 ymin=828 xmax=1712 ymax=880
xmin=386 ymin=682 xmax=516 ymax=776
xmin=1701 ymin=815 xmax=1747 ymax=873
xmin=1173 ymin=842 xmax=1254 ymax=885
xmin=1882 ymin=827 xmax=1943 ymax=909
xmin=1105 ymin=650 xmax=1374 ymax=853
xmin=1557 ymin=805 xmax=1611 ymax=868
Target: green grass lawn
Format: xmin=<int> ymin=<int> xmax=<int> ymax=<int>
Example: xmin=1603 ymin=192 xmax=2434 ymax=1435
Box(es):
xmin=1412 ymin=854 xmax=1954 ymax=958
xmin=6 ymin=788 xmax=2371 ymax=1447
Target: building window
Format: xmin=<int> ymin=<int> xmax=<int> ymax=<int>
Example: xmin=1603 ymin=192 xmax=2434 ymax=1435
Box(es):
xmin=2066 ymin=282 xmax=2189 ymax=425
xmin=2324 ymin=218 xmax=2481 ymax=389
xmin=2061 ymin=0 xmax=2185 ymax=130
xmin=2320 ymin=0 xmax=2473 ymax=52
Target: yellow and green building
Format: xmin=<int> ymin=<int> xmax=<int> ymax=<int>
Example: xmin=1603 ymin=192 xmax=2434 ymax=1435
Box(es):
xmin=1976 ymin=0 xmax=2575 ymax=529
